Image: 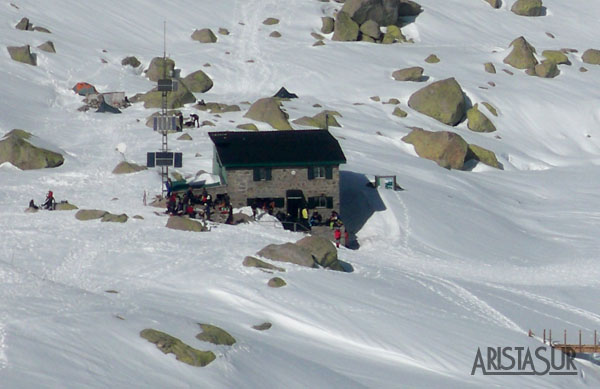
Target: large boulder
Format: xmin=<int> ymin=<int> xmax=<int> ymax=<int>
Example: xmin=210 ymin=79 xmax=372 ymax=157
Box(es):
xmin=511 ymin=0 xmax=544 ymax=16
xmin=341 ymin=0 xmax=421 ymax=26
xmin=542 ymin=50 xmax=570 ymax=65
xmin=138 ymin=83 xmax=196 ymax=109
xmin=360 ymin=20 xmax=381 ymax=40
xmin=244 ymin=98 xmax=292 ymax=130
xmin=381 ymin=24 xmax=406 ymax=44
xmin=534 ymin=60 xmax=560 ymax=78
xmin=196 ymin=324 xmax=236 ymax=346
xmin=15 ymin=17 xmax=32 ymax=31
xmin=191 ymin=29 xmax=217 ymax=43
xmin=257 ymin=243 xmax=316 ymax=268
xmin=503 ymin=37 xmax=538 ymax=69
xmin=321 ymin=16 xmax=335 ymax=34
xmin=7 ymin=45 xmax=36 ymax=66
xmin=466 ymin=104 xmax=496 ymax=133
xmin=166 ymin=216 xmax=206 ymax=232
xmin=140 ymin=329 xmax=216 ymax=367
xmin=112 ymin=161 xmax=147 ymax=174
xmin=485 ymin=0 xmax=501 ymax=8
xmin=407 ymin=78 xmax=466 ymax=126
xmin=402 ymin=128 xmax=469 ymax=170
xmin=332 ymin=12 xmax=359 ymax=42
xmin=181 ymin=70 xmax=213 ymax=93
xmin=392 ymin=66 xmax=424 ymax=81
xmin=467 ymin=144 xmax=502 ymax=169
xmin=144 ymin=57 xmax=175 ymax=82
xmin=295 ymin=236 xmax=339 ymax=269
xmin=0 ymin=129 xmax=63 ymax=170
xmin=582 ymin=49 xmax=600 ymax=65
xmin=268 ymin=277 xmax=287 ymax=288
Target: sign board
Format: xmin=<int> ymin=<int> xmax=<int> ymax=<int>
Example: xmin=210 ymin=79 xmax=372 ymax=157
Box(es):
xmin=153 ymin=116 xmax=178 ymax=132
xmin=147 ymin=152 xmax=183 ymax=168
xmin=375 ymin=175 xmax=398 ymax=190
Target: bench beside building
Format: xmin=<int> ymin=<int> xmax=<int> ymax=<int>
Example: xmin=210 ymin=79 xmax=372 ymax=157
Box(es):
xmin=209 ymin=130 xmax=346 ymax=218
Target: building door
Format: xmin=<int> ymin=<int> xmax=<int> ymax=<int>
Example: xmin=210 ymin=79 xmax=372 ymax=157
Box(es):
xmin=286 ymin=189 xmax=304 ymax=220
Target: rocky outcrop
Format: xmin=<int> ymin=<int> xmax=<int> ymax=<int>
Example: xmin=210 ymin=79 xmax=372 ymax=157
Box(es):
xmin=7 ymin=45 xmax=36 ymax=66
xmin=503 ymin=36 xmax=538 ymax=69
xmin=15 ymin=17 xmax=32 ymax=30
xmin=177 ymin=133 xmax=192 ymax=141
xmin=402 ymin=128 xmax=469 ymax=169
xmin=393 ymin=107 xmax=408 ymax=117
xmin=54 ymin=202 xmax=78 ymax=211
xmin=392 ymin=66 xmax=424 ymax=81
xmin=485 ymin=0 xmax=501 ymax=8
xmin=195 ymin=102 xmax=240 ymax=113
xmin=191 ymin=28 xmax=217 ymax=43
xmin=244 ymin=98 xmax=292 ymax=130
xmin=407 ymin=78 xmax=466 ymax=126
xmin=425 ymin=54 xmax=440 ymax=63
xmin=182 ymin=70 xmax=213 ymax=93
xmin=466 ymin=104 xmax=497 ymax=133
xmin=140 ymin=329 xmax=216 ymax=367
xmin=511 ymin=0 xmax=544 ymax=16
xmin=112 ymin=161 xmax=147 ymax=174
xmin=144 ymin=57 xmax=175 ymax=82
xmin=0 ymin=129 xmax=63 ymax=169
xmin=166 ymin=216 xmax=206 ymax=232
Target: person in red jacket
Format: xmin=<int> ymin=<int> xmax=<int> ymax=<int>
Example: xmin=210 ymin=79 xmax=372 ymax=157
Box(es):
xmin=334 ymin=227 xmax=341 ymax=248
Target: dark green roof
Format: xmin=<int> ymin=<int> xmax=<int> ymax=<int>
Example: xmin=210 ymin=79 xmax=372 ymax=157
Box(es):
xmin=209 ymin=130 xmax=346 ymax=168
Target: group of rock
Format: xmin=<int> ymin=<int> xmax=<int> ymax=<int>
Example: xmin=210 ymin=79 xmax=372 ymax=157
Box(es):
xmin=7 ymin=17 xmax=54 ymax=66
xmin=319 ymin=0 xmax=422 ymax=44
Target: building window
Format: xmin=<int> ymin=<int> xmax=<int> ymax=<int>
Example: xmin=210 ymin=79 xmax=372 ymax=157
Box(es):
xmin=253 ymin=167 xmax=272 ymax=181
xmin=308 ymin=195 xmax=333 ymax=209
xmin=314 ymin=166 xmax=326 ymax=179
xmin=308 ymin=166 xmax=333 ymax=180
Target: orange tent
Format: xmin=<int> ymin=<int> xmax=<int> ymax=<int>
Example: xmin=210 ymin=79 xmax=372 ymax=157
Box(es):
xmin=72 ymin=82 xmax=97 ymax=96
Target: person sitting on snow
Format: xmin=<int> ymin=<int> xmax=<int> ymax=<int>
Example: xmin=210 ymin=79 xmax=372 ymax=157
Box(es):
xmin=43 ymin=190 xmax=55 ymax=210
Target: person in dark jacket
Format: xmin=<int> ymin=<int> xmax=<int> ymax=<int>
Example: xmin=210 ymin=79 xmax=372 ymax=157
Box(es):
xmin=43 ymin=190 xmax=55 ymax=210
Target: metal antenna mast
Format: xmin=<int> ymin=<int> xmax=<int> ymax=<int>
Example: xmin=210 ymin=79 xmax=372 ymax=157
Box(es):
xmin=161 ymin=20 xmax=169 ymax=195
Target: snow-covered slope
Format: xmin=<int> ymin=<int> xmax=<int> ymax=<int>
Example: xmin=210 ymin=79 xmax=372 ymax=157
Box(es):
xmin=1 ymin=0 xmax=600 ymax=387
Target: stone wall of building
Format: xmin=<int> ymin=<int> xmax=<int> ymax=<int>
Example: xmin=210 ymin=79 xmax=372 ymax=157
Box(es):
xmin=225 ymin=166 xmax=341 ymax=212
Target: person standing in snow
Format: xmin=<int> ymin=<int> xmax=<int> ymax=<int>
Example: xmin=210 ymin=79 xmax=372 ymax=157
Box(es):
xmin=43 ymin=190 xmax=55 ymax=210
xmin=334 ymin=227 xmax=342 ymax=248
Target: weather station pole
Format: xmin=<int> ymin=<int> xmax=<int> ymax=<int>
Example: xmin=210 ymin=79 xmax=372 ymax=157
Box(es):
xmin=145 ymin=21 xmax=182 ymax=199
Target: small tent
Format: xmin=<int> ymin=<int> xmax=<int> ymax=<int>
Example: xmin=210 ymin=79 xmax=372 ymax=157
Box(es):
xmin=73 ymin=82 xmax=98 ymax=96
xmin=96 ymin=100 xmax=121 ymax=114
xmin=273 ymin=87 xmax=298 ymax=99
